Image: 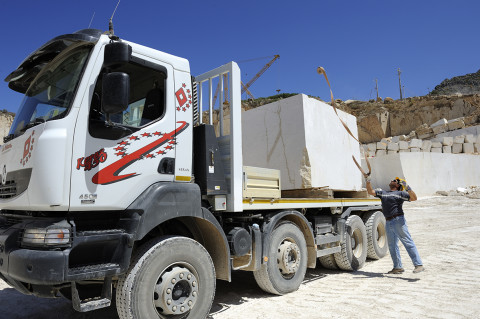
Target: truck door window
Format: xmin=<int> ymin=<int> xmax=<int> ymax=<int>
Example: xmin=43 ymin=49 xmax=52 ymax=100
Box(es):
xmin=89 ymin=59 xmax=167 ymax=139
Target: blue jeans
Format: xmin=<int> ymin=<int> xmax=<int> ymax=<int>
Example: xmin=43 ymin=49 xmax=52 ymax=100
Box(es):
xmin=386 ymin=215 xmax=422 ymax=268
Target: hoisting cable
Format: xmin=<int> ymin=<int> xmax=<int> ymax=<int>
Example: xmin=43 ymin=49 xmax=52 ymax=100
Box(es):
xmin=316 ymin=66 xmax=371 ymax=177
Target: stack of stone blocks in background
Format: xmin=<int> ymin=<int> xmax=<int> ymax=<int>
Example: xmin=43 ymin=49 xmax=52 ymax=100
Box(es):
xmin=365 ymin=134 xmax=480 ymax=157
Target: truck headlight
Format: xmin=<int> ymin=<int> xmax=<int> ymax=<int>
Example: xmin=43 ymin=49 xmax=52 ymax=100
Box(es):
xmin=22 ymin=227 xmax=71 ymax=247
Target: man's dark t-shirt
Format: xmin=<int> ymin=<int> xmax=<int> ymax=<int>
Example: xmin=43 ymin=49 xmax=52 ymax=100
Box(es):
xmin=374 ymin=190 xmax=410 ymax=219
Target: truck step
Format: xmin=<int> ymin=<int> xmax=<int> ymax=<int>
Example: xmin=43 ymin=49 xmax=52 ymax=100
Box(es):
xmin=316 ymin=246 xmax=341 ymax=257
xmin=71 ymin=277 xmax=112 ymax=312
xmin=68 ymin=263 xmax=120 ymax=276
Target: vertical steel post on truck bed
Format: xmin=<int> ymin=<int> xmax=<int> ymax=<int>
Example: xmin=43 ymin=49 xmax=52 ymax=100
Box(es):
xmin=195 ymin=62 xmax=243 ymax=212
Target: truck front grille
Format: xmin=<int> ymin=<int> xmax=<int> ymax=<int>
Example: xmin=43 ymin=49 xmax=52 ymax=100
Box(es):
xmin=0 ymin=180 xmax=17 ymax=199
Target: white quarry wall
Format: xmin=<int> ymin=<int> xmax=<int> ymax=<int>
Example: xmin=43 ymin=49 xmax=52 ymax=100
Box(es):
xmin=242 ymin=94 xmax=362 ymax=191
xmin=362 ymin=153 xmax=480 ymax=196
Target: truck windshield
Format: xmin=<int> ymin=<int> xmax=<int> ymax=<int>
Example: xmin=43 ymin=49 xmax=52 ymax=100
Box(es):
xmin=8 ymin=44 xmax=92 ymax=138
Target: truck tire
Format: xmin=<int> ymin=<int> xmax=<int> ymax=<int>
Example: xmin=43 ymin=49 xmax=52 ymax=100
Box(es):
xmin=334 ymin=215 xmax=367 ymax=271
xmin=253 ymin=222 xmax=307 ymax=295
xmin=318 ymin=254 xmax=338 ymax=270
xmin=116 ymin=236 xmax=215 ymax=319
xmin=364 ymin=211 xmax=388 ymax=260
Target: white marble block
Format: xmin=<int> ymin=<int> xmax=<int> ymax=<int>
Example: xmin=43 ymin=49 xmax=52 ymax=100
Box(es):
xmin=242 ymin=94 xmax=362 ymax=191
xmin=387 ymin=150 xmax=398 ymax=155
xmin=465 ymin=134 xmax=476 ymax=143
xmin=399 ymin=149 xmax=410 ymax=153
xmin=431 ymin=147 xmax=442 ymax=153
xmin=452 ymin=143 xmax=463 ymax=154
xmin=421 ymin=140 xmax=432 ymax=152
xmin=409 ymin=139 xmax=423 ymax=149
xmin=387 ymin=143 xmax=399 ymax=151
xmin=431 ymin=141 xmax=442 ymax=148
xmin=367 ymin=143 xmax=376 ymax=152
xmin=463 ymin=143 xmax=474 ymax=154
xmin=376 ymin=150 xmax=386 ymax=156
xmin=474 ymin=143 xmax=480 ymax=153
xmin=376 ymin=142 xmax=387 ymax=150
xmin=398 ymin=141 xmax=409 ymax=150
xmin=443 ymin=146 xmax=452 ymax=153
xmin=454 ymin=136 xmax=465 ymax=144
xmin=410 ymin=147 xmax=420 ymax=152
xmin=442 ymin=137 xmax=454 ymax=146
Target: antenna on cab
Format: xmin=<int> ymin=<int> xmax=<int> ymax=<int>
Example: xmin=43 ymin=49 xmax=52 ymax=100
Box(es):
xmin=88 ymin=12 xmax=96 ymax=28
xmin=108 ymin=0 xmax=121 ymax=40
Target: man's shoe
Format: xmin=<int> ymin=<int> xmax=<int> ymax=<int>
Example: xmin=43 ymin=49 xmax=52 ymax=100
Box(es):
xmin=413 ymin=265 xmax=425 ymax=273
xmin=387 ymin=268 xmax=404 ymax=274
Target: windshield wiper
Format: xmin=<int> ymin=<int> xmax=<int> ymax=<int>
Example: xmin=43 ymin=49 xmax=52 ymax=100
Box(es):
xmin=20 ymin=117 xmax=46 ymax=132
xmin=3 ymin=134 xmax=15 ymax=143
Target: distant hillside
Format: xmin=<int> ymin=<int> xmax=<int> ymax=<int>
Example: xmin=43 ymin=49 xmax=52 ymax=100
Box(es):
xmin=431 ymin=70 xmax=480 ymax=96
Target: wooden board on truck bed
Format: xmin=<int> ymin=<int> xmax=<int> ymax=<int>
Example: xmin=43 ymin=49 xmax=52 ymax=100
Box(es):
xmin=281 ymin=188 xmax=369 ymax=199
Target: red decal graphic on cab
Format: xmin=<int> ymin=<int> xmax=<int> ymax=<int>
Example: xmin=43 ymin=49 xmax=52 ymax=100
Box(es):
xmin=20 ymin=130 xmax=35 ymax=166
xmin=92 ymin=121 xmax=189 ymax=185
xmin=77 ymin=149 xmax=108 ymax=171
xmin=175 ymin=84 xmax=192 ymax=112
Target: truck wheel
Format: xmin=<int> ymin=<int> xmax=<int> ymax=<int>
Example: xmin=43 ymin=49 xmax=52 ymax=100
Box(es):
xmin=334 ymin=215 xmax=367 ymax=271
xmin=253 ymin=222 xmax=307 ymax=295
xmin=116 ymin=236 xmax=215 ymax=319
xmin=364 ymin=211 xmax=388 ymax=260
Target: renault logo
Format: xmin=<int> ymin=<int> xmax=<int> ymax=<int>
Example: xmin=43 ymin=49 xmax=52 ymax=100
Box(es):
xmin=1 ymin=165 xmax=6 ymax=185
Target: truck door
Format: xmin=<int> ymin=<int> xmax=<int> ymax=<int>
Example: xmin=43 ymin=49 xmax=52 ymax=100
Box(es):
xmin=70 ymin=48 xmax=179 ymax=210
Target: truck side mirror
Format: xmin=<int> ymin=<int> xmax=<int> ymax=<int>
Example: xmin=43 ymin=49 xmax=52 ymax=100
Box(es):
xmin=102 ymin=72 xmax=130 ymax=114
xmin=104 ymin=42 xmax=132 ymax=68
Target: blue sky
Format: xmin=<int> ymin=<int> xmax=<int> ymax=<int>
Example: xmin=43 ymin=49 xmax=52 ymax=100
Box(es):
xmin=1 ymin=0 xmax=479 ymax=113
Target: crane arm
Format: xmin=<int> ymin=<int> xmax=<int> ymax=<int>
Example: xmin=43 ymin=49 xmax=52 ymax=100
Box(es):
xmin=241 ymin=55 xmax=280 ymax=94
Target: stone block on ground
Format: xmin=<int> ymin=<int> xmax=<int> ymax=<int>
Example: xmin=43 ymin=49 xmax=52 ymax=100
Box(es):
xmin=442 ymin=137 xmax=454 ymax=146
xmin=387 ymin=150 xmax=398 ymax=155
xmin=447 ymin=118 xmax=465 ymax=131
xmin=431 ymin=147 xmax=442 ymax=153
xmin=421 ymin=140 xmax=432 ymax=152
xmin=432 ymin=124 xmax=447 ymax=135
xmin=452 ymin=143 xmax=463 ymax=154
xmin=463 ymin=143 xmax=474 ymax=154
xmin=443 ymin=146 xmax=452 ymax=153
xmin=454 ymin=136 xmax=465 ymax=144
xmin=431 ymin=141 xmax=442 ymax=148
xmin=387 ymin=143 xmax=399 ymax=151
xmin=474 ymin=143 xmax=480 ymax=153
xmin=465 ymin=134 xmax=476 ymax=143
xmin=376 ymin=142 xmax=387 ymax=150
xmin=399 ymin=149 xmax=410 ymax=153
xmin=415 ymin=124 xmax=434 ymax=139
xmin=398 ymin=141 xmax=409 ymax=150
xmin=367 ymin=143 xmax=376 ymax=151
xmin=431 ymin=118 xmax=447 ymax=127
xmin=376 ymin=149 xmax=386 ymax=156
xmin=409 ymin=139 xmax=423 ymax=148
xmin=381 ymin=137 xmax=391 ymax=143
xmin=410 ymin=147 xmax=420 ymax=152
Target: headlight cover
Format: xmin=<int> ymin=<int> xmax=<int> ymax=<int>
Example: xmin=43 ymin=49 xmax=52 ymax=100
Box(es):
xmin=22 ymin=227 xmax=71 ymax=247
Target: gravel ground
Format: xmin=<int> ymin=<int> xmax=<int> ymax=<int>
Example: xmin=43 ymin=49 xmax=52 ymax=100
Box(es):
xmin=0 ymin=196 xmax=479 ymax=319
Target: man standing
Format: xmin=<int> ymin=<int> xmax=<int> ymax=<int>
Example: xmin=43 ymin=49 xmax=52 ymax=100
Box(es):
xmin=365 ymin=176 xmax=425 ymax=274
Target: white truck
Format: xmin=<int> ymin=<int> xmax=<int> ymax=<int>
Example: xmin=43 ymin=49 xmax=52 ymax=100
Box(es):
xmin=0 ymin=29 xmax=386 ymax=318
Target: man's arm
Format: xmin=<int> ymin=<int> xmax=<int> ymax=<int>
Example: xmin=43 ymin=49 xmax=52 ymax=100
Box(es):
xmin=407 ymin=189 xmax=417 ymax=201
xmin=399 ymin=179 xmax=417 ymax=201
xmin=365 ymin=175 xmax=376 ymax=196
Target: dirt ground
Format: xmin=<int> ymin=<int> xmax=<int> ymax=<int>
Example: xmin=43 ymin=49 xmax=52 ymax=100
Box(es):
xmin=0 ymin=196 xmax=479 ymax=319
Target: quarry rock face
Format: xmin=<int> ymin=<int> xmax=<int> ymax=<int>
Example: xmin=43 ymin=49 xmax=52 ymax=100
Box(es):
xmin=242 ymin=94 xmax=362 ymax=191
xmin=0 ymin=112 xmax=14 ymax=143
